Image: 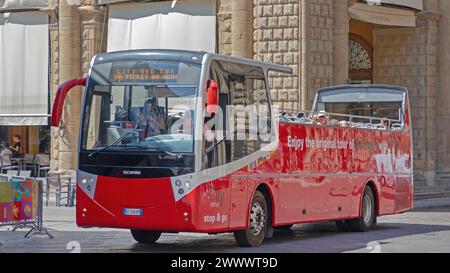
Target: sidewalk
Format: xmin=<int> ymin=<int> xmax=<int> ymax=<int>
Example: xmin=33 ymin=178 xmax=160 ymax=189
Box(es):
xmin=413 ymin=197 xmax=450 ymax=211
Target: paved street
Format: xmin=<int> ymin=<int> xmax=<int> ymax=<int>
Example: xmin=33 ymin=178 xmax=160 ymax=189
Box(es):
xmin=1 ymin=199 xmax=450 ymax=253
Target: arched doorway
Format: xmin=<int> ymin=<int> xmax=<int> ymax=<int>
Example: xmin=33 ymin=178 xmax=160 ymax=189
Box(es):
xmin=348 ymin=33 xmax=373 ymax=84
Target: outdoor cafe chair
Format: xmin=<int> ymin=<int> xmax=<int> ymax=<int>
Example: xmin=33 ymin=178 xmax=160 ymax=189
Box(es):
xmin=46 ymin=172 xmax=74 ymax=207
xmin=23 ymin=153 xmax=40 ymax=176
xmin=61 ymin=170 xmax=77 ymax=207
xmin=6 ymin=170 xmax=19 ymax=177
xmin=0 ymin=156 xmax=18 ymax=174
xmin=36 ymin=154 xmax=50 ymax=177
xmin=18 ymin=170 xmax=32 ymax=178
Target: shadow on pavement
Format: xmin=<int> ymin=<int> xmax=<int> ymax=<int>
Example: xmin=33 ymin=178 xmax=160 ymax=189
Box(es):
xmin=126 ymin=221 xmax=450 ymax=253
xmin=1 ymin=220 xmax=450 ymax=253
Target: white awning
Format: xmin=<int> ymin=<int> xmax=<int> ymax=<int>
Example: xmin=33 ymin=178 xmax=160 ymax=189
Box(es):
xmin=0 ymin=0 xmax=48 ymax=11
xmin=366 ymin=0 xmax=423 ymax=11
xmin=349 ymin=2 xmax=418 ymax=27
xmin=107 ymin=0 xmax=216 ymax=53
xmin=98 ymin=0 xmax=134 ymax=5
xmin=0 ymin=11 xmax=49 ymax=126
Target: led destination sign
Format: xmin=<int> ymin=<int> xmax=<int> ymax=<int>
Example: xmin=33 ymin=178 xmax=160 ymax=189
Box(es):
xmin=110 ymin=62 xmax=179 ymax=83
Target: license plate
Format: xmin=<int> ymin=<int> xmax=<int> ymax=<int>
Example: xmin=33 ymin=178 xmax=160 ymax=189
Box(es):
xmin=123 ymin=208 xmax=142 ymax=216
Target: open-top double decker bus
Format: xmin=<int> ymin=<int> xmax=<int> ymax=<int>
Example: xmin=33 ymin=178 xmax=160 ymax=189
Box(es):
xmin=51 ymin=50 xmax=413 ymax=247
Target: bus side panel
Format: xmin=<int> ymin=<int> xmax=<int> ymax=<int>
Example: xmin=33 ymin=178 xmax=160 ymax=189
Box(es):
xmin=277 ymin=124 xmax=331 ymax=223
xmin=229 ymin=176 xmax=249 ymax=229
xmin=376 ymin=129 xmax=396 ymax=215
xmin=196 ymin=178 xmax=232 ymax=231
xmin=275 ymin=123 xmax=306 ymax=224
xmin=352 ymin=127 xmax=395 ymax=217
xmin=277 ymin=124 xmax=353 ymax=223
xmin=393 ymin=125 xmax=413 ymax=213
xmin=327 ymin=126 xmax=356 ymax=220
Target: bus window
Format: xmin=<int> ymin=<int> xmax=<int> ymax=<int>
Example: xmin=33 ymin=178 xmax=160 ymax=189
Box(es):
xmin=314 ymin=86 xmax=405 ymax=130
xmin=85 ymin=92 xmax=103 ymax=149
xmin=202 ymin=61 xmax=228 ymax=169
xmin=202 ymin=60 xmax=271 ymax=169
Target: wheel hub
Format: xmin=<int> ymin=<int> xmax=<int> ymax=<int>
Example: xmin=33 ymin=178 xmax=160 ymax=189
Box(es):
xmin=363 ymin=194 xmax=372 ymax=224
xmin=250 ymin=202 xmax=265 ymax=236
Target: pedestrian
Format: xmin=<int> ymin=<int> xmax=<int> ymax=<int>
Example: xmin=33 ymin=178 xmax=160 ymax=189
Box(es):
xmin=9 ymin=135 xmax=21 ymax=157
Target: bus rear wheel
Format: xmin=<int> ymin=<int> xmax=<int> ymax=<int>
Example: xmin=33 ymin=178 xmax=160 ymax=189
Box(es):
xmin=234 ymin=191 xmax=268 ymax=247
xmin=349 ymin=186 xmax=377 ymax=232
xmin=130 ymin=230 xmax=162 ymax=244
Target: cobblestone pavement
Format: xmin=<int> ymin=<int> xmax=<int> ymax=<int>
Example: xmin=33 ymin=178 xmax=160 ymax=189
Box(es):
xmin=0 ymin=205 xmax=449 ymax=253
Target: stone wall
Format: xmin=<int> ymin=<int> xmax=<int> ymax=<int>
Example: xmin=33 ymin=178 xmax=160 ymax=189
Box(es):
xmin=303 ymin=0 xmax=334 ymax=109
xmin=373 ymin=13 xmax=440 ymax=185
xmin=253 ymin=0 xmax=300 ymax=110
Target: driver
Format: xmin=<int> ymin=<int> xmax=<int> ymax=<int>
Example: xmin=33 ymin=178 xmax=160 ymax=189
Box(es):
xmin=137 ymin=98 xmax=162 ymax=138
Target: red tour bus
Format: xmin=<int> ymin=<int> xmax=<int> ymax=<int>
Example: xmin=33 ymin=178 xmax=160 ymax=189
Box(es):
xmin=51 ymin=50 xmax=413 ymax=247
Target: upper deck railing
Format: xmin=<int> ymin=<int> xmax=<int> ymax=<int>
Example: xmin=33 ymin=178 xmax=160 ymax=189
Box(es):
xmin=278 ymin=109 xmax=404 ymax=132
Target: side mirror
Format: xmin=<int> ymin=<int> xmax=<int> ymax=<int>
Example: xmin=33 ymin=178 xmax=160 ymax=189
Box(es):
xmin=51 ymin=77 xmax=87 ymax=127
xmin=207 ymin=80 xmax=218 ymax=114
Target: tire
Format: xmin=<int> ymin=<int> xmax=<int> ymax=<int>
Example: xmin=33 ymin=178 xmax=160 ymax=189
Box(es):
xmin=335 ymin=220 xmax=351 ymax=232
xmin=348 ymin=186 xmax=377 ymax=232
xmin=130 ymin=230 xmax=162 ymax=244
xmin=234 ymin=191 xmax=268 ymax=247
xmin=275 ymin=224 xmax=294 ymax=231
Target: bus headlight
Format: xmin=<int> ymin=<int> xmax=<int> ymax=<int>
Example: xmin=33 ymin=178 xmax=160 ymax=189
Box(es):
xmin=78 ymin=170 xmax=98 ymax=199
xmin=185 ymin=182 xmax=191 ymax=189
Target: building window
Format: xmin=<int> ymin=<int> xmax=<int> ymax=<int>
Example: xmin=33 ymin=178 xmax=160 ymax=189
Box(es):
xmin=349 ymin=33 xmax=373 ymax=84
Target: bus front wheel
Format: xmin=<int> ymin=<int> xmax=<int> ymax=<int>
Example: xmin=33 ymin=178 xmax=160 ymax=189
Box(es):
xmin=130 ymin=230 xmax=162 ymax=244
xmin=234 ymin=191 xmax=268 ymax=247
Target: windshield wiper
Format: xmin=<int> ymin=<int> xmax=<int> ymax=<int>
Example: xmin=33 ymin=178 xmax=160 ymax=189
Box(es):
xmin=125 ymin=143 xmax=183 ymax=160
xmin=88 ymin=131 xmax=138 ymax=159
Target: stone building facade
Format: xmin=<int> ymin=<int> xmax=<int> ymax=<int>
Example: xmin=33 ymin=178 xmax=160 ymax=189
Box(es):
xmin=16 ymin=0 xmax=449 ymax=194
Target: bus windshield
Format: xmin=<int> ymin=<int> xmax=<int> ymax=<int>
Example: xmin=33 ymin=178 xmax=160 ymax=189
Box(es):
xmin=82 ymin=84 xmax=197 ymax=154
xmin=81 ymin=59 xmax=201 ymax=154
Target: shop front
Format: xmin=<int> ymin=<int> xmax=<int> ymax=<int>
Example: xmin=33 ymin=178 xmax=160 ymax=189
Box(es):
xmin=0 ymin=2 xmax=50 ymax=168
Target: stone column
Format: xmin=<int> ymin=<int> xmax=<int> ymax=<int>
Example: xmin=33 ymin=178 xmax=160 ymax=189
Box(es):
xmin=218 ymin=0 xmax=232 ymax=55
xmin=41 ymin=5 xmax=60 ymax=172
xmin=231 ymin=0 xmax=253 ymax=58
xmin=418 ymin=10 xmax=440 ymax=186
xmin=333 ymin=0 xmax=350 ymax=85
xmin=299 ymin=0 xmax=308 ymax=110
xmin=78 ymin=4 xmax=108 ymax=74
xmin=436 ymin=0 xmax=450 ymax=187
xmin=57 ymin=1 xmax=82 ymax=173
